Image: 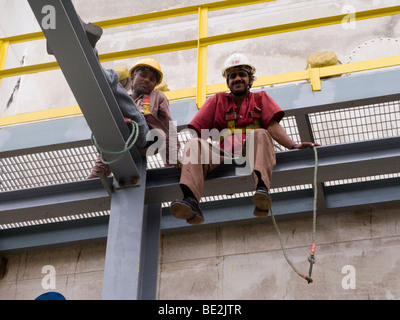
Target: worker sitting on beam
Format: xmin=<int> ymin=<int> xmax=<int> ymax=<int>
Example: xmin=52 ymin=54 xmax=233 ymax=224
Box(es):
xmin=170 ymin=53 xmax=320 ymax=225
xmin=87 ymin=58 xmax=180 ymax=178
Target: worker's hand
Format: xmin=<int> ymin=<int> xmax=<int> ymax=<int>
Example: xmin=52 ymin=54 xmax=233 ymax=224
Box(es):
xmin=293 ymin=142 xmax=321 ymax=149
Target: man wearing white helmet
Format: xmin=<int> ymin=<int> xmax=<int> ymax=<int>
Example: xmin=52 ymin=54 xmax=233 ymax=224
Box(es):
xmin=170 ymin=53 xmax=319 ymax=225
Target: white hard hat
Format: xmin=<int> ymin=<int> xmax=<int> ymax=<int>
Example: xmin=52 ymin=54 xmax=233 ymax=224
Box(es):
xmin=222 ymin=53 xmax=256 ymax=78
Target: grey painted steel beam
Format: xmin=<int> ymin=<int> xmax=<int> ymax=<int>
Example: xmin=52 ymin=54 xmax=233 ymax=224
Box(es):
xmin=0 ymin=216 xmax=109 ymax=252
xmin=294 ymin=114 xmax=314 ymax=142
xmin=169 ymin=100 xmax=198 ymax=130
xmin=161 ymin=177 xmax=400 ymax=233
xmin=2 ymin=177 xmax=399 ymax=252
xmin=1 ymin=136 xmax=399 ymax=225
xmin=27 ymin=0 xmax=141 ymax=185
xmin=101 ymin=157 xmax=148 ymax=300
xmin=145 ymin=136 xmax=400 ymax=203
xmin=138 ymin=203 xmax=162 ymax=300
xmin=0 ymin=178 xmax=110 ymax=225
xmin=325 ymin=177 xmax=400 ymax=209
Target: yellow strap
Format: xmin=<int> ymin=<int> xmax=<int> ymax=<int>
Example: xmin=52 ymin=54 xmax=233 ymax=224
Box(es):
xmin=142 ymin=102 xmax=151 ymax=114
xmin=220 ymin=124 xmax=259 ymax=142
xmin=227 ymin=119 xmax=235 ymax=130
xmin=221 ymin=108 xmax=261 ymax=142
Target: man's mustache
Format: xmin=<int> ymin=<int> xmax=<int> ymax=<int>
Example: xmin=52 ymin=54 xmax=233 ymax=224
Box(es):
xmin=232 ymin=80 xmax=245 ymax=85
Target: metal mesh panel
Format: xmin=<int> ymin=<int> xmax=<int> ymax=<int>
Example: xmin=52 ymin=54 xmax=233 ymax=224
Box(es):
xmin=0 ymin=146 xmax=98 ymax=191
xmin=309 ymin=100 xmax=400 ymax=145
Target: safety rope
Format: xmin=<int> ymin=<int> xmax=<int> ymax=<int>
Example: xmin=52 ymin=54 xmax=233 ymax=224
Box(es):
xmin=270 ymin=146 xmax=319 ymax=284
xmin=91 ymin=120 xmax=139 ymax=165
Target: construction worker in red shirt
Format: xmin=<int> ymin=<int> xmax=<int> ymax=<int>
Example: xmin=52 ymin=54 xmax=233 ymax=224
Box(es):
xmin=170 ymin=53 xmax=320 ymax=225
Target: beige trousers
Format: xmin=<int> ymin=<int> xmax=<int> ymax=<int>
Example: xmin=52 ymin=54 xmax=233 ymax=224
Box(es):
xmin=179 ymin=129 xmax=276 ymax=202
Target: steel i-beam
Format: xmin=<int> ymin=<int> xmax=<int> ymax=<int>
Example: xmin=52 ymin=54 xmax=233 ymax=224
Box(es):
xmin=27 ymin=0 xmax=141 ymax=186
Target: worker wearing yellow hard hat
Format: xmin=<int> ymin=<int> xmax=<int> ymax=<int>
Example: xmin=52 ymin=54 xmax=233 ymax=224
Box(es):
xmin=129 ymin=58 xmax=163 ymax=86
xmin=87 ymin=57 xmax=180 ymax=178
xmin=113 ymin=60 xmax=169 ymax=93
xmin=130 ymin=58 xmax=180 ymax=168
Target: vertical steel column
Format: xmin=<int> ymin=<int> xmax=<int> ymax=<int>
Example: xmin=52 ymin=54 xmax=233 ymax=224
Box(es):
xmin=137 ymin=203 xmax=162 ymax=300
xmin=295 ymin=114 xmax=314 ymax=143
xmin=102 ymin=158 xmax=151 ymax=300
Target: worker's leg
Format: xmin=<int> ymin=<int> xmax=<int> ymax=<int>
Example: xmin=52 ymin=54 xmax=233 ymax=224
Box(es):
xmin=248 ymin=129 xmax=276 ymax=190
xmin=180 ymin=137 xmax=224 ymax=201
xmin=170 ymin=137 xmax=225 ymax=224
xmin=87 ymin=154 xmax=112 ymax=179
xmin=243 ymin=129 xmax=276 ymax=216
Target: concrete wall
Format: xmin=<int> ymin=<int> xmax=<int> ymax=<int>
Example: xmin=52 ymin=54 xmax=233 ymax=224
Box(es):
xmin=0 ymin=240 xmax=106 ymax=300
xmin=1 ymin=205 xmax=399 ymax=300
xmin=0 ymin=0 xmax=399 ymax=117
xmin=159 ymin=206 xmax=400 ymax=300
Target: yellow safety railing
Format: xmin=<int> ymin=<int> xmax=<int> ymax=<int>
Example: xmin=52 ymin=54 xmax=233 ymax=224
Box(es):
xmin=0 ymin=1 xmax=400 ymax=127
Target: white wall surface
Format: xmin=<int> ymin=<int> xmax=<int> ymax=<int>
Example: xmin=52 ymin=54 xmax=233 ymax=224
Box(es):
xmin=0 ymin=0 xmax=399 ymax=117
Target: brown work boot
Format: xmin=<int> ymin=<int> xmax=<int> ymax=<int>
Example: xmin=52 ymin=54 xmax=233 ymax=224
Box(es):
xmin=252 ymin=187 xmax=272 ymax=217
xmin=170 ymin=197 xmax=205 ymax=225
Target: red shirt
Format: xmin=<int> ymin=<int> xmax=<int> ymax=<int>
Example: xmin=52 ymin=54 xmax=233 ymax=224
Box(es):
xmin=189 ymin=91 xmax=284 ymax=152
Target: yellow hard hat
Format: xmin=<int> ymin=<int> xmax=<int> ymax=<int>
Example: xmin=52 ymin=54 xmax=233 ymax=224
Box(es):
xmin=113 ymin=65 xmax=130 ymax=81
xmin=129 ymin=58 xmax=163 ymax=85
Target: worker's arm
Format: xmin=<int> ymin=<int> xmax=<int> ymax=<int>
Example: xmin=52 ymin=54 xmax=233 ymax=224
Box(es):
xmin=267 ymin=119 xmax=320 ymax=150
